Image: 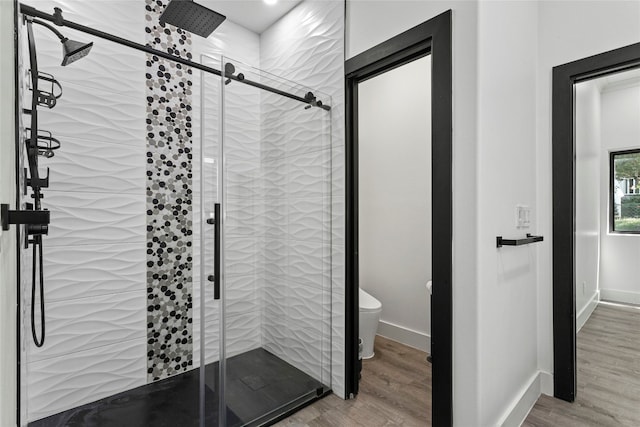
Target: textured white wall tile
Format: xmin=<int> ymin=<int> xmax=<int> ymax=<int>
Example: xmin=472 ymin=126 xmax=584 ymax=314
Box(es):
xmin=259 ymin=0 xmax=344 ymax=394
xmin=262 ymin=278 xmax=288 ymax=320
xmin=332 ymin=196 xmax=345 ymax=247
xmin=27 ymin=338 xmax=147 ymax=422
xmin=45 ymin=136 xmax=145 ymax=195
xmin=40 ymin=243 xmax=145 ymax=302
xmin=288 ymin=197 xmax=331 ymax=243
xmin=223 ymin=87 xmax=262 ymax=163
xmin=331 ymin=145 xmax=345 ymax=196
xmin=225 ymin=198 xmax=264 ymax=237
xmin=224 ymin=237 xmax=260 ymax=277
xmin=27 ymin=0 xmax=146 ymax=43
xmin=262 ymin=320 xmax=288 ymax=362
xmin=260 ymin=1 xmax=344 ymax=103
xmin=193 ymin=19 xmax=260 ymax=67
xmin=284 ymin=328 xmax=324 ymax=381
xmin=263 ymin=206 xmax=288 ymax=240
xmin=287 ymin=282 xmax=325 ymax=335
xmin=226 ymin=275 xmax=258 ymax=317
xmin=262 ymin=239 xmax=287 ymax=277
xmin=192 ymin=280 xmax=219 ymax=327
xmin=28 ymin=291 xmax=146 ymax=363
xmin=286 ymin=149 xmax=331 ymax=200
xmin=37 ymin=82 xmax=145 ymax=146
xmin=225 ymin=160 xmax=262 ymax=200
xmin=331 ymin=244 xmax=345 ymax=293
xmin=42 ymin=191 xmax=145 ymax=247
xmin=190 ymin=69 xmax=221 ymax=159
xmin=192 ymin=314 xmax=220 ymax=366
xmin=288 ymin=241 xmax=331 ymax=290
xmin=261 ymin=97 xmax=330 ymax=160
xmin=224 ymin=312 xmax=261 ymax=358
xmin=260 ymin=162 xmax=288 ymax=200
xmin=27 ymin=1 xmax=146 ymax=96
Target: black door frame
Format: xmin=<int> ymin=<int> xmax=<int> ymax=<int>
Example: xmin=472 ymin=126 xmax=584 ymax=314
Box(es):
xmin=345 ymin=10 xmax=452 ymax=425
xmin=552 ymin=42 xmax=640 ymax=402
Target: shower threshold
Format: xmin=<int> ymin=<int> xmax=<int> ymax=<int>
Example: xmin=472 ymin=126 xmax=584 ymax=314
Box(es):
xmin=28 ymin=348 xmax=330 ymax=427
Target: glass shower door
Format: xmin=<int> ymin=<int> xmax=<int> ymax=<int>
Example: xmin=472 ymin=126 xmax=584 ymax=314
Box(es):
xmin=195 ymin=54 xmax=225 ymax=426
xmin=198 ymin=54 xmax=332 ymax=426
xmin=218 ymin=57 xmax=333 ymax=426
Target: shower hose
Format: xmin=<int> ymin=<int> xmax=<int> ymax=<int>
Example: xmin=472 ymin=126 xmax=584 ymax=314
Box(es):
xmin=31 ymin=237 xmax=45 ymax=347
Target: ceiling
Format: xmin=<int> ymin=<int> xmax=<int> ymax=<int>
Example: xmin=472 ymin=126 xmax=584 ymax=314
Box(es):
xmin=202 ymin=0 xmax=303 ymax=34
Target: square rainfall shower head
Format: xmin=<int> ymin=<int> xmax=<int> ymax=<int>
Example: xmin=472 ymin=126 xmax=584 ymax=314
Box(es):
xmin=159 ymin=0 xmax=226 ymax=38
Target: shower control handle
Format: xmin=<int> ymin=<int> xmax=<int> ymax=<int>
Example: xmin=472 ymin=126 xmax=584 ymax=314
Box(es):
xmin=213 ymin=203 xmax=221 ymax=300
xmin=1 ymin=204 xmax=50 ymax=231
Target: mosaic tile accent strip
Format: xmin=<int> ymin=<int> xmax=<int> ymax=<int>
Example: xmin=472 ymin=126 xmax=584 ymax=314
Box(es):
xmin=145 ymin=0 xmax=194 ymax=382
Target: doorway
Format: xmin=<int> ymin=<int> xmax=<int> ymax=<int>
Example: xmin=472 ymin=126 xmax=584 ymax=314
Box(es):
xmin=345 ymin=10 xmax=452 ymax=426
xmin=552 ymin=42 xmax=640 ymax=402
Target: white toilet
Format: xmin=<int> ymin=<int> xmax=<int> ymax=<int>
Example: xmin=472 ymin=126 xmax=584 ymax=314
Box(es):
xmin=359 ymin=288 xmax=382 ymax=359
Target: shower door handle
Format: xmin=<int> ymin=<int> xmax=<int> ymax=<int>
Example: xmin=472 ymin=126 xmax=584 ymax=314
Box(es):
xmin=213 ymin=203 xmax=221 ymax=300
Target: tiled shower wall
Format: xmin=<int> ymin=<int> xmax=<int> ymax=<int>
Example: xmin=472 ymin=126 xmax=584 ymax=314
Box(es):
xmin=260 ymin=1 xmax=346 ymax=398
xmin=20 ymin=0 xmax=261 ymax=420
xmin=23 ymin=2 xmax=148 ymax=421
xmin=20 ymin=0 xmax=344 ymax=422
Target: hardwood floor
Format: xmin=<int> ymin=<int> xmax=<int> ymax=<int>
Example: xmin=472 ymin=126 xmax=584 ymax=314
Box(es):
xmin=524 ymin=302 xmax=640 ymax=426
xmin=275 ymin=335 xmax=431 ymax=426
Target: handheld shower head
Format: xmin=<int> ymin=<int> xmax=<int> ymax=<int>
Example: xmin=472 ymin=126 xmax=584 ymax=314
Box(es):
xmin=159 ymin=0 xmax=226 ymax=38
xmin=61 ymin=38 xmax=93 ymax=66
xmin=31 ymin=14 xmax=93 ymax=66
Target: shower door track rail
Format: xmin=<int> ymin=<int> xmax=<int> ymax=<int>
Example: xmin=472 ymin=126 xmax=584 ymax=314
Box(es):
xmin=19 ymin=3 xmax=332 ymax=111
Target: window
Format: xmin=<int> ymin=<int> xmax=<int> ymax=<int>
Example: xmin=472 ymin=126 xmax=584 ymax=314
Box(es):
xmin=611 ymin=149 xmax=640 ymax=233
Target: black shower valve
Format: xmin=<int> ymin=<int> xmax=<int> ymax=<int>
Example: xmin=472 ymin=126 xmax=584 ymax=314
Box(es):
xmin=27 ymin=223 xmax=49 ymax=236
xmin=1 ymin=204 xmax=50 ymax=232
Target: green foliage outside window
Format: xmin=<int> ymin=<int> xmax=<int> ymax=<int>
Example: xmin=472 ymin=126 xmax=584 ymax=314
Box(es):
xmin=612 ymin=150 xmax=640 ymax=233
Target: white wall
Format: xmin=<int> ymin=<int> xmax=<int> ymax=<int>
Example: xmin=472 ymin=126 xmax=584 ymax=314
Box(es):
xmin=347 ymin=1 xmax=480 ymax=424
xmin=476 ymin=2 xmax=540 ymax=425
xmin=599 ymin=82 xmax=640 ymax=305
xmin=0 ymin=1 xmax=17 ymax=426
xmin=351 ymin=1 xmax=640 ymax=426
xmin=575 ymin=80 xmax=601 ymax=330
xmin=536 ymin=0 xmax=640 ymax=399
xmin=358 ymin=56 xmax=432 ymax=351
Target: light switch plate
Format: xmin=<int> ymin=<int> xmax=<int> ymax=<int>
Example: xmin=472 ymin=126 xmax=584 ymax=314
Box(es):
xmin=516 ymin=205 xmax=531 ymax=229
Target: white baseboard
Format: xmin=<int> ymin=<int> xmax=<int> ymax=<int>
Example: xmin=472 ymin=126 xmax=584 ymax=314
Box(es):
xmin=577 ymin=290 xmax=600 ymax=332
xmin=539 ymin=371 xmax=553 ymax=396
xmin=600 ymin=289 xmax=640 ymax=306
xmin=377 ymin=320 xmax=430 ymax=352
xmin=497 ymin=370 xmax=551 ymax=427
